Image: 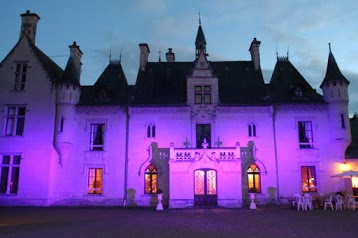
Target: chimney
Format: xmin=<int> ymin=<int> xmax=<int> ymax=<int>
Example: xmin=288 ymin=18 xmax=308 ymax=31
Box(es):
xmin=20 ymin=10 xmax=40 ymax=44
xmin=166 ymin=48 xmax=175 ymax=62
xmin=249 ymin=37 xmax=261 ymax=70
xmin=139 ymin=43 xmax=150 ymax=71
xmin=69 ymin=41 xmax=83 ymax=81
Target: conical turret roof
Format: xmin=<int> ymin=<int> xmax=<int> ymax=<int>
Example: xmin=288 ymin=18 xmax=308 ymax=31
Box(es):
xmin=320 ymin=44 xmax=349 ymax=88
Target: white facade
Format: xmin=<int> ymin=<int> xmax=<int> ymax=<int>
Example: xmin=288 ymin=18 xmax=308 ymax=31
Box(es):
xmin=0 ymin=11 xmax=353 ymax=208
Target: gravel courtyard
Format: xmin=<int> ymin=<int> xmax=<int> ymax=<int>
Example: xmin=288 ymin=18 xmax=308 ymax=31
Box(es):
xmin=0 ymin=206 xmax=357 ymax=238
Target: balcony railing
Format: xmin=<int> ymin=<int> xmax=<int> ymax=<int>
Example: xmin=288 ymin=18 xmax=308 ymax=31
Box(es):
xmin=169 ymin=142 xmax=241 ymax=162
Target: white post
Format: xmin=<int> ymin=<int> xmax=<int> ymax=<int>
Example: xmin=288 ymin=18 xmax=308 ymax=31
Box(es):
xmin=156 ymin=193 xmax=164 ymax=211
xmin=249 ymin=193 xmax=257 ymax=209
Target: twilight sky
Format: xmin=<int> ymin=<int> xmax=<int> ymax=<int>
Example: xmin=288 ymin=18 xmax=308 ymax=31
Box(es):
xmin=1 ymin=0 xmax=357 ymax=115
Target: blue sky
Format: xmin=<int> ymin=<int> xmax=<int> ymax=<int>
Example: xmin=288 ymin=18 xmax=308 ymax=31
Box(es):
xmin=1 ymin=0 xmax=358 ymax=114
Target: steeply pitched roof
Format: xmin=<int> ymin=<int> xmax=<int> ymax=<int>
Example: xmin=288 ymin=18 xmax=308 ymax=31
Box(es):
xmin=269 ymin=58 xmax=324 ymax=103
xmin=132 ymin=60 xmax=268 ymax=105
xmin=346 ymin=117 xmax=358 ymax=159
xmin=320 ymin=46 xmax=349 ymax=88
xmin=58 ymin=56 xmax=80 ymax=86
xmin=195 ymin=25 xmax=206 ymax=46
xmin=0 ymin=35 xmax=63 ymax=83
xmin=79 ymin=61 xmax=129 ymax=105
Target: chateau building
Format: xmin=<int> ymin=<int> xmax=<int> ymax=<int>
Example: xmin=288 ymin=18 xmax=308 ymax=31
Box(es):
xmin=0 ymin=11 xmax=355 ymax=207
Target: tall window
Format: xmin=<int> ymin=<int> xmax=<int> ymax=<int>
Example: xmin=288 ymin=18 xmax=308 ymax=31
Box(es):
xmin=247 ymin=164 xmax=261 ymax=193
xmin=144 ymin=164 xmax=158 ymax=194
xmin=90 ymin=124 xmax=104 ymax=151
xmin=301 ymin=166 xmax=317 ymax=192
xmin=147 ymin=124 xmax=156 ymax=138
xmin=14 ymin=63 xmax=28 ymax=90
xmin=87 ymin=168 xmax=103 ymax=194
xmin=248 ymin=123 xmax=256 ymax=137
xmin=341 ymin=114 xmax=346 ymax=128
xmin=298 ymin=121 xmax=313 ymax=148
xmin=0 ymin=155 xmax=21 ymax=194
xmin=195 ymin=85 xmax=211 ymax=104
xmin=5 ymin=106 xmax=26 ymax=136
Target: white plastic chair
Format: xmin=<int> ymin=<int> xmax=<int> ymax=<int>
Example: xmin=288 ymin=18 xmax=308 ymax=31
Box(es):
xmin=345 ymin=195 xmax=356 ymax=210
xmin=303 ymin=194 xmax=313 ymax=210
xmin=324 ymin=195 xmax=334 ymax=210
xmin=335 ymin=195 xmax=344 ymax=210
xmin=294 ymin=194 xmax=305 ymax=211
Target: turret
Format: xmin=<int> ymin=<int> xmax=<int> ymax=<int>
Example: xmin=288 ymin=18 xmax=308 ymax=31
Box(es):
xmin=320 ymin=43 xmax=351 ymax=144
xmin=249 ymin=38 xmax=261 ymax=71
xmin=139 ymin=43 xmax=150 ymax=71
xmin=20 ymin=10 xmax=40 ymax=44
xmin=54 ymin=42 xmax=82 ymax=146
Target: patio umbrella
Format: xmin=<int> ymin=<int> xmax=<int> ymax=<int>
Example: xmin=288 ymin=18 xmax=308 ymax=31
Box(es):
xmin=331 ymin=170 xmax=358 ymax=178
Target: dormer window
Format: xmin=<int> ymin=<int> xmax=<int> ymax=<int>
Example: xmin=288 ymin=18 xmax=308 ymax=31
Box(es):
xmin=195 ymin=85 xmax=211 ymax=104
xmin=14 ymin=63 xmax=28 ymax=90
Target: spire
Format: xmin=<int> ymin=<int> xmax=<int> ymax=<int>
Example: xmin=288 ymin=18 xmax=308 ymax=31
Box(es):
xmin=195 ymin=15 xmax=207 ymax=58
xmin=320 ymin=43 xmax=349 ymax=88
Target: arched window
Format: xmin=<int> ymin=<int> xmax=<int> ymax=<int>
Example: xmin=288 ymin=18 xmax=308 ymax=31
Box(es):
xmin=248 ymin=123 xmax=256 ymax=137
xmin=146 ymin=124 xmax=156 ymax=138
xmin=247 ymin=164 xmax=261 ymax=193
xmin=144 ymin=164 xmax=158 ymax=194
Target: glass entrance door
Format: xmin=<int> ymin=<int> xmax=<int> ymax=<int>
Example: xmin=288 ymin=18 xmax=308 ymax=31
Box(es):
xmin=194 ymin=169 xmax=217 ymax=206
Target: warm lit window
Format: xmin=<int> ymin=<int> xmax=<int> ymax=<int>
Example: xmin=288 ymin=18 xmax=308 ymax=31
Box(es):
xmin=0 ymin=155 xmax=21 ymax=194
xmin=298 ymin=121 xmax=313 ymax=148
xmin=14 ymin=63 xmax=28 ymax=90
xmin=88 ymin=168 xmax=103 ymax=194
xmin=248 ymin=123 xmax=256 ymax=137
xmin=5 ymin=106 xmax=26 ymax=136
xmin=301 ymin=166 xmax=317 ymax=192
xmin=145 ymin=164 xmax=158 ymax=194
xmin=341 ymin=114 xmax=345 ymax=128
xmin=247 ymin=164 xmax=261 ymax=193
xmin=195 ymin=85 xmax=211 ymax=104
xmin=147 ymin=124 xmax=156 ymax=138
xmin=90 ymin=124 xmax=105 ymax=151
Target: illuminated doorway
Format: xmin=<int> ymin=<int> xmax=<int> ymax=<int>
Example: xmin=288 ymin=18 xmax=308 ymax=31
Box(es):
xmin=194 ymin=169 xmax=217 ymax=206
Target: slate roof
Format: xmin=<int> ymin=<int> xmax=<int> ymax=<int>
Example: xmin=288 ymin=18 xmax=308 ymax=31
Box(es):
xmin=0 ymin=35 xmax=63 ymax=83
xmin=345 ymin=117 xmax=358 ymax=159
xmin=132 ymin=60 xmax=268 ymax=105
xmin=268 ymin=58 xmax=324 ymax=103
xmin=58 ymin=56 xmax=80 ymax=86
xmin=320 ymin=47 xmax=349 ymax=88
xmin=79 ymin=61 xmax=129 ymax=105
xmin=195 ymin=24 xmax=206 ymax=46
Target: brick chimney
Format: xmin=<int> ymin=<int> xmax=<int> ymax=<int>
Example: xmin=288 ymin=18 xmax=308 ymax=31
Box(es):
xmin=69 ymin=41 xmax=83 ymax=81
xmin=166 ymin=48 xmax=175 ymax=62
xmin=249 ymin=37 xmax=261 ymax=70
xmin=139 ymin=43 xmax=150 ymax=71
xmin=20 ymin=10 xmax=40 ymax=44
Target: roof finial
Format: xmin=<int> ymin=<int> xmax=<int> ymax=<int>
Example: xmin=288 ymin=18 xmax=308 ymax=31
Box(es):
xmin=276 ymin=45 xmax=278 ymax=60
xmin=109 ymin=49 xmax=112 ymax=63
xmin=328 ymin=42 xmax=332 ymax=53
xmin=287 ymin=45 xmax=289 ymax=60
xmin=119 ymin=48 xmax=122 ymax=63
xmin=158 ymin=50 xmax=161 ymax=62
xmin=199 ymin=9 xmax=201 ymax=26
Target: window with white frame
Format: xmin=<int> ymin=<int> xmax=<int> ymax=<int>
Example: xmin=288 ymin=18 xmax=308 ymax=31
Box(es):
xmin=5 ymin=106 xmax=26 ymax=136
xmin=87 ymin=168 xmax=103 ymax=194
xmin=90 ymin=124 xmax=105 ymax=151
xmin=195 ymin=85 xmax=211 ymax=104
xmin=147 ymin=124 xmax=156 ymax=138
xmin=14 ymin=63 xmax=28 ymax=90
xmin=144 ymin=164 xmax=158 ymax=194
xmin=0 ymin=155 xmax=21 ymax=194
xmin=248 ymin=123 xmax=256 ymax=137
xmin=298 ymin=121 xmax=313 ymax=148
